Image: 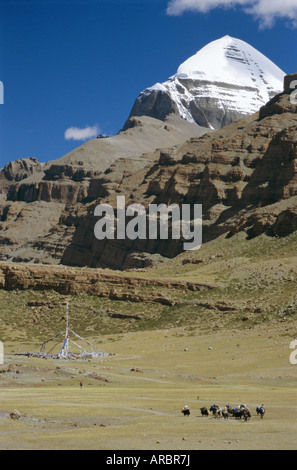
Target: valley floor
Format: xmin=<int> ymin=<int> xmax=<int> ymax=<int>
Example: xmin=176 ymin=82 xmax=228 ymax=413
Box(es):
xmin=1 ymin=232 xmax=297 ymax=450
xmin=0 ymin=320 xmax=296 ymax=450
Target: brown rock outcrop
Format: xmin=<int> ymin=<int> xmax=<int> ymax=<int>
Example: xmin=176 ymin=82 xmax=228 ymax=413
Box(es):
xmin=0 ymin=114 xmax=210 ymax=265
xmin=2 ymin=158 xmax=43 ymax=182
xmin=0 ymin=262 xmax=216 ymax=305
xmin=10 ymin=410 xmax=21 ymax=420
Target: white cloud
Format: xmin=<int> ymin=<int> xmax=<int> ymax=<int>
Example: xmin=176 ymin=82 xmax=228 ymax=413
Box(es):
xmin=245 ymin=0 xmax=297 ymax=28
xmin=64 ymin=125 xmax=100 ymax=141
xmin=166 ymin=0 xmax=297 ymax=27
xmin=167 ymin=0 xmax=246 ymax=15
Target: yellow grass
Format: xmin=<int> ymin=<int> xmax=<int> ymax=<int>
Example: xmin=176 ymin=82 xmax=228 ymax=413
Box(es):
xmin=0 ymin=321 xmax=296 ymax=450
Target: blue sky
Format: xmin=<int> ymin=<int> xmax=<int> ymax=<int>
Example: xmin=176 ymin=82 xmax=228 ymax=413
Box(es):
xmin=0 ymin=0 xmax=296 ymax=168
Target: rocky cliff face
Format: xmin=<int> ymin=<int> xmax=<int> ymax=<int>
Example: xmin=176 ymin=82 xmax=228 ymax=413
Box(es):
xmin=0 ymin=262 xmax=214 ymax=301
xmin=124 ymin=36 xmax=285 ymax=131
xmin=0 ymin=114 xmax=209 ymax=264
xmin=57 ymin=85 xmax=297 ymax=269
xmin=0 ymin=75 xmax=297 ymax=270
xmin=2 ymin=115 xmax=209 ymax=205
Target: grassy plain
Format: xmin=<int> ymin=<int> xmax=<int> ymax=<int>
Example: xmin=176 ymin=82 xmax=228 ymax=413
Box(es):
xmin=0 ymin=232 xmax=297 ymax=450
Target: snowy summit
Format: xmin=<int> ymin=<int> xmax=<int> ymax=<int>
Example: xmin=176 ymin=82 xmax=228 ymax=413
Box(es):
xmin=176 ymin=36 xmax=285 ymax=102
xmin=125 ymin=36 xmax=286 ymax=130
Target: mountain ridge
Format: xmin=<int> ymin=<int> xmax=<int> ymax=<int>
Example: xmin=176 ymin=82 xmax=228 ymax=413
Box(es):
xmin=1 ymin=81 xmax=295 ymax=270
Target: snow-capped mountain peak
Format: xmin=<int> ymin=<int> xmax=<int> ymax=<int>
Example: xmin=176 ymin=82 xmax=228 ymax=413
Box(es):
xmin=124 ymin=36 xmax=286 ymax=130
xmin=176 ymin=36 xmax=284 ymax=101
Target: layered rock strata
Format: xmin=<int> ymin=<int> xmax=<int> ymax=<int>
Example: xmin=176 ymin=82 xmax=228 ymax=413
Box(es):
xmin=0 ymin=77 xmax=297 ymax=269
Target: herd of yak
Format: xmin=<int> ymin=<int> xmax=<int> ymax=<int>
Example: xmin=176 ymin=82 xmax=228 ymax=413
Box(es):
xmin=182 ymin=404 xmax=266 ymax=422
